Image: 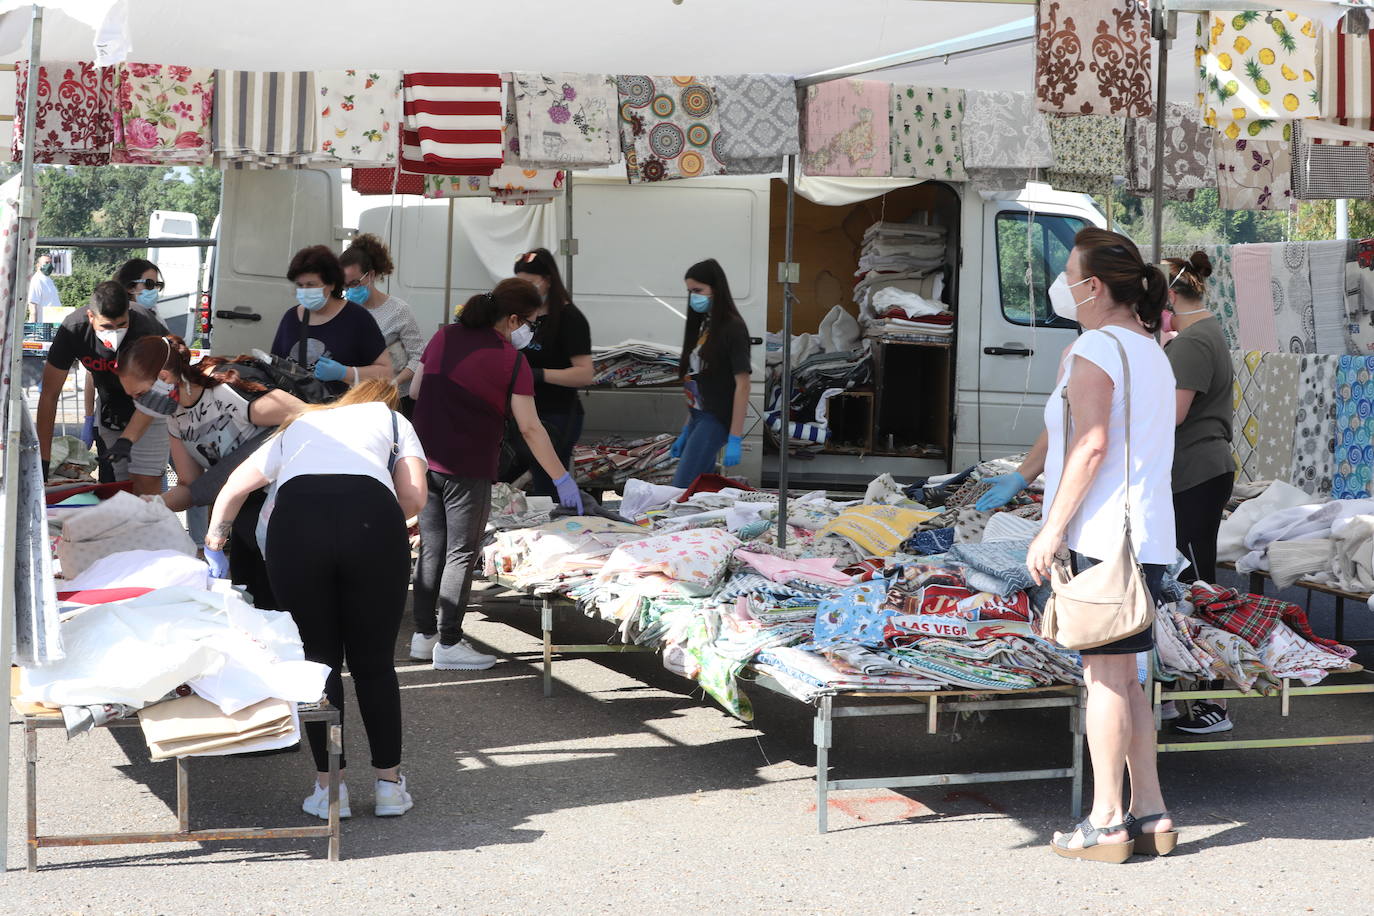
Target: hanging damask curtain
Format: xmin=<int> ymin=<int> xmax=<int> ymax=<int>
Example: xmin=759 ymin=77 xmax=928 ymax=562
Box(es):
xmin=1035 ymin=0 xmax=1154 ymax=117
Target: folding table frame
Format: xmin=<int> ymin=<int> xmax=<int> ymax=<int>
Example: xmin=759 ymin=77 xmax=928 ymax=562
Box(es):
xmin=21 ymin=704 xmax=343 ymax=871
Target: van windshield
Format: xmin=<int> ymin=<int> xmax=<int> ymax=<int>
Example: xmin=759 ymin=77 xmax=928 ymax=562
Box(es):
xmin=995 ymin=212 xmax=1087 ymax=327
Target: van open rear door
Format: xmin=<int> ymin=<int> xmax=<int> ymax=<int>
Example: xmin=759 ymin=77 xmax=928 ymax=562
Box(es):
xmin=973 ymin=192 xmax=1103 ymax=460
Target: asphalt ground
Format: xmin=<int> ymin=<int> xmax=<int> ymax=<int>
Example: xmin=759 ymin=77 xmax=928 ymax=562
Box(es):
xmin=4 ymin=567 xmax=1373 ymax=914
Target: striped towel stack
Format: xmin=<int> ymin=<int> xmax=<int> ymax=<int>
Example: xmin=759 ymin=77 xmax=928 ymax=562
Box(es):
xmin=402 ymin=72 xmax=504 ymax=175
xmin=213 ymin=71 xmax=316 ymax=169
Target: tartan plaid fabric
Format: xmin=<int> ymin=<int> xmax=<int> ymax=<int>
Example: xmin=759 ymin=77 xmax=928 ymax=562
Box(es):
xmin=1191 ymin=584 xmax=1287 ymax=648
xmin=1279 ymin=603 xmax=1357 ymax=659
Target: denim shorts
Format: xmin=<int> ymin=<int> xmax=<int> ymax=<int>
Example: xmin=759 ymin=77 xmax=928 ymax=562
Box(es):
xmin=1070 ymin=551 xmax=1165 ymax=656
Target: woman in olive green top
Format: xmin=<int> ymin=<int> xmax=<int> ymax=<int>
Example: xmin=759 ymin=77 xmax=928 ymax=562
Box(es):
xmin=1162 ymin=250 xmax=1235 ymax=736
xmin=1162 ymin=251 xmax=1233 ymax=585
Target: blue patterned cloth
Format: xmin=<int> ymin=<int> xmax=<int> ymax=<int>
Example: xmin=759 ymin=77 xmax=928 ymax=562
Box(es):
xmin=1333 ymin=356 xmax=1374 ymax=499
xmin=902 ymin=527 xmax=955 ymax=556
xmin=811 ymin=579 xmax=893 ymax=648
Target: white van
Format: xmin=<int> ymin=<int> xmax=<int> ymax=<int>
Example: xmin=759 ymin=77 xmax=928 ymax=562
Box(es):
xmin=209 ymin=171 xmax=1105 ymax=487
xmin=147 ymin=209 xmax=202 ymax=339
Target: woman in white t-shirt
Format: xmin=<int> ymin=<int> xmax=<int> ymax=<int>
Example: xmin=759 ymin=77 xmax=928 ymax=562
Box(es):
xmin=206 ymin=380 xmax=428 ymax=821
xmin=977 ymin=229 xmax=1178 ymax=862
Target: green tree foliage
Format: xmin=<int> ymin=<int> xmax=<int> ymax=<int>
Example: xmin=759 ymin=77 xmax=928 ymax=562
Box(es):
xmin=31 ymin=165 xmax=221 ymax=308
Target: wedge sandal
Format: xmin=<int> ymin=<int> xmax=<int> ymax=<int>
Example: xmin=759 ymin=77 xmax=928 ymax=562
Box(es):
xmin=1125 ymin=812 xmax=1178 ymax=856
xmin=1049 ymin=817 xmax=1134 ymax=863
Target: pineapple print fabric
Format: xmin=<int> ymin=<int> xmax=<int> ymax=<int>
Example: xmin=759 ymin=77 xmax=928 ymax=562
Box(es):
xmin=1200 ymin=10 xmax=1322 ymax=140
xmin=890 ymin=85 xmax=967 ymax=181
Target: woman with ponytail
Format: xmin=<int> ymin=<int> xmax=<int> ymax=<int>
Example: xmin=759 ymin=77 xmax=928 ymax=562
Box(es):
xmin=407 ymin=278 xmax=584 ymax=671
xmin=976 ymin=229 xmax=1178 ymax=862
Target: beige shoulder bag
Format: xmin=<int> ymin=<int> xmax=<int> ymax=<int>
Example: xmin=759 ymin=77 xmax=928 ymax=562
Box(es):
xmin=1039 ymin=330 xmax=1155 ymax=651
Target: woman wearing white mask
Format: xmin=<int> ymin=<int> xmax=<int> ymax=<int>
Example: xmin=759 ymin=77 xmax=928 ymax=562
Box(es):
xmin=668 ymin=258 xmax=751 ymax=488
xmin=270 ymin=245 xmax=392 ymax=401
xmin=978 ymin=229 xmax=1178 ymax=862
xmin=339 ymin=233 xmax=425 ymax=412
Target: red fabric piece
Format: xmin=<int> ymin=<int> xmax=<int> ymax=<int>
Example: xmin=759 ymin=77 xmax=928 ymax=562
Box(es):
xmin=55 ymin=586 xmax=154 ymax=604
xmin=675 ymin=473 xmax=755 ymax=502
xmin=842 ymin=558 xmax=887 ymax=582
xmin=44 ymin=480 xmax=134 ymax=506
xmin=401 ymin=72 xmax=504 ymax=176
xmin=350 ymin=165 xmax=424 ymax=196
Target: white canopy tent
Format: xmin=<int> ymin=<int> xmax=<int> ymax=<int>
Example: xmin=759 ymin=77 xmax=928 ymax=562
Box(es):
xmin=0 ymin=0 xmax=1354 ymax=869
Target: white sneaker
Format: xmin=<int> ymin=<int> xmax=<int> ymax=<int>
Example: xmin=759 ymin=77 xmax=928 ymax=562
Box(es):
xmin=375 ymin=774 xmax=414 ymax=817
xmin=432 ymin=639 xmax=497 ymax=670
xmin=409 ymin=631 xmax=439 ymax=661
xmin=303 ymin=780 xmax=350 ymax=820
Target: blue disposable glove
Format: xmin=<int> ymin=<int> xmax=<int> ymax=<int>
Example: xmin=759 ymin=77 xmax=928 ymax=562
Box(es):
xmin=723 ymin=434 xmax=743 ymax=468
xmin=552 ymin=472 xmax=584 ymax=516
xmin=314 ymin=357 xmax=348 ymax=382
xmin=203 ymin=547 xmax=229 ymax=579
xmin=975 ymin=471 xmax=1027 ymax=512
xmin=79 ymin=415 xmax=96 ymax=448
xmin=669 ymin=418 xmax=692 ymax=459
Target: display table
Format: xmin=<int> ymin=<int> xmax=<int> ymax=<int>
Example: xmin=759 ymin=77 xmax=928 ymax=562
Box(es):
xmin=13 ymin=672 xmax=342 ymax=871
xmin=1218 ymin=561 xmax=1374 ymax=647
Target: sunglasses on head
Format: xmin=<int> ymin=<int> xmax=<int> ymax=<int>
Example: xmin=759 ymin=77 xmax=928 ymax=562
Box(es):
xmin=129 ymin=279 xmax=166 ymax=291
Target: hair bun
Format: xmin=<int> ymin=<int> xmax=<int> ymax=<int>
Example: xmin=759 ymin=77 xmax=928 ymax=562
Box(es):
xmin=1187 ymin=250 xmax=1214 ymax=280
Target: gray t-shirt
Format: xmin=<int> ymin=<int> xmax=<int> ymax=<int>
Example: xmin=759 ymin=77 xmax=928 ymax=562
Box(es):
xmin=1164 ymin=316 xmax=1234 ymax=493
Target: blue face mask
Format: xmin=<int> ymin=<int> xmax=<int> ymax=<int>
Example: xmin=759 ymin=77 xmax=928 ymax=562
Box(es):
xmin=296 ymin=287 xmax=327 ymax=311
xmin=688 ymin=292 xmax=711 ymax=314
xmin=136 ymin=288 xmax=159 ymax=309
xmin=344 ymin=285 xmax=370 ymax=305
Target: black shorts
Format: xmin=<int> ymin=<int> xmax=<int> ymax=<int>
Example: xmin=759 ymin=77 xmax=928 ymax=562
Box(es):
xmin=1071 ymin=550 xmax=1166 ymax=656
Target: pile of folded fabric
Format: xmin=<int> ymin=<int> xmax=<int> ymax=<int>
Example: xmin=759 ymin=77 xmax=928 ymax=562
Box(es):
xmin=765 ymin=308 xmax=873 ymax=453
xmin=592 ymin=340 xmax=683 ymax=388
xmin=854 ymin=221 xmax=950 ymax=344
xmin=571 ymin=433 xmax=677 ymax=489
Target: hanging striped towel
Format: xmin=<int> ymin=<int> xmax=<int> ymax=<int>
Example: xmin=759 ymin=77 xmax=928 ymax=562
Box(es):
xmin=213 ymin=71 xmax=316 ymax=168
xmin=401 ymin=72 xmax=504 ymax=175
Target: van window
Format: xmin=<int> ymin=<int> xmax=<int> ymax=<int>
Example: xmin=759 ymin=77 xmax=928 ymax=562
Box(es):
xmin=995 ymin=212 xmax=1087 ymax=326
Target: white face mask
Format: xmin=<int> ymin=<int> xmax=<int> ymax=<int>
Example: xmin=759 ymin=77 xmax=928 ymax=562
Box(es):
xmin=510 ymin=323 xmax=535 ymax=350
xmin=1048 ymin=273 xmax=1094 ymax=323
xmin=95 ymin=326 xmax=127 ymax=351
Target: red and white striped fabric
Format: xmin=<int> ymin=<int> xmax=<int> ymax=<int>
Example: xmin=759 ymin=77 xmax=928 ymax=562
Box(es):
xmin=401 ymin=72 xmax=504 ymax=175
xmin=1317 ymin=22 xmax=1374 ymax=146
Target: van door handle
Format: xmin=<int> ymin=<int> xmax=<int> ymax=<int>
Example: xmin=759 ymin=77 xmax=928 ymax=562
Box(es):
xmin=215 ymin=310 xmax=261 ymax=322
xmin=984 ymin=346 xmax=1033 ymax=357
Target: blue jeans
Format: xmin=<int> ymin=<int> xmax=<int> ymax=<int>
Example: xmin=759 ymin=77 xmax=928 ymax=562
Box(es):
xmin=672 ymin=409 xmax=728 ymax=488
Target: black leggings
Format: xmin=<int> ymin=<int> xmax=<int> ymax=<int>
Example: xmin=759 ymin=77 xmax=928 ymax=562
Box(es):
xmin=1173 ymin=471 xmax=1235 ymax=585
xmin=266 ymin=475 xmax=410 ymax=772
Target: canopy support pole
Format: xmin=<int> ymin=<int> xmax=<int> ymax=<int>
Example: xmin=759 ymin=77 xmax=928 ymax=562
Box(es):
xmin=777 ymin=155 xmax=798 ymax=548
xmin=1150 ymin=5 xmax=1172 ymax=263
xmin=443 ymin=198 xmax=455 ymax=323
xmin=1336 ymin=199 xmax=1350 ymax=240
xmin=563 ymin=171 xmax=575 ymax=296
xmin=1 ymin=3 xmax=45 ymax=877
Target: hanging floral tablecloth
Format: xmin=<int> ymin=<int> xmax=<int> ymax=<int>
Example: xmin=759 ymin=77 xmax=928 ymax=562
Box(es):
xmin=1034 ymin=0 xmax=1153 ymax=116
xmin=617 ymin=75 xmax=727 ymax=183
xmin=513 ymin=72 xmax=621 ymax=169
xmin=890 ymin=85 xmax=967 ymax=181
xmin=1046 ymin=113 xmax=1124 ymax=192
xmin=13 ymin=60 xmax=113 ymax=166
xmin=800 ymin=78 xmax=890 ymax=177
xmin=962 ymin=90 xmax=1054 ymax=169
xmin=1215 ymin=136 xmax=1293 ymax=210
xmin=311 ymin=68 xmax=402 ymax=168
xmin=1125 ymin=102 xmax=1216 ymax=199
xmin=110 ymin=63 xmax=214 ymax=166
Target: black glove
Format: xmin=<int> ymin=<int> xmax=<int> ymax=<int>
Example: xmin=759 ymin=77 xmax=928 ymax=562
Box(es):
xmin=40 ymin=459 xmax=49 ymax=481
xmin=108 ymin=437 xmax=133 ymax=463
xmin=530 ymin=365 xmax=545 ymax=384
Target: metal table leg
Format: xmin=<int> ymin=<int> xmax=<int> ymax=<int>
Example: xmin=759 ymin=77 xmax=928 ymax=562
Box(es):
xmin=327 ymin=722 xmax=342 ymax=862
xmin=815 ymin=695 xmax=833 ymax=834
xmin=25 ymin=723 xmax=38 ymax=873
xmin=176 ymin=757 xmax=190 ymax=833
xmin=541 ymin=597 xmax=554 ymax=698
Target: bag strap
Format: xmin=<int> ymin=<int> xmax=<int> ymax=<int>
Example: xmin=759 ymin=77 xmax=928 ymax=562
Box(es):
xmin=387 ymin=408 xmax=400 ymax=473
xmin=1061 ymin=327 xmax=1135 ymax=533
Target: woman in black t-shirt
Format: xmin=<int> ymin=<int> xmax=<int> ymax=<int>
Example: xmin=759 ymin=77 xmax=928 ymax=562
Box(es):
xmin=670 ymin=258 xmax=751 ymax=488
xmin=510 ymin=248 xmax=594 ymax=497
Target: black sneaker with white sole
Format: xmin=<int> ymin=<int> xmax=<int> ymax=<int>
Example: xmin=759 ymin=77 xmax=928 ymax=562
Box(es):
xmin=1171 ymin=701 xmax=1233 ymax=734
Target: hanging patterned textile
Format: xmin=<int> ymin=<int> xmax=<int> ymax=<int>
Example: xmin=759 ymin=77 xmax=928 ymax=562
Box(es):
xmin=1234 ymin=243 xmax=1278 ymax=350
xmin=1046 ymin=114 xmax=1124 ymax=192
xmin=1198 ymin=11 xmax=1321 ymax=141
xmin=889 ymin=85 xmax=967 ymax=181
xmin=962 ymin=90 xmax=1055 ymax=170
xmin=350 ymin=167 xmax=422 ymax=196
xmin=212 ymin=71 xmax=315 ymax=168
xmin=1345 ymin=240 xmax=1374 ymax=354
xmin=110 ymin=64 xmax=214 ymax=166
xmin=1271 ymin=241 xmax=1317 ymax=354
xmin=311 ymin=68 xmax=403 ymax=168
xmin=401 ymin=72 xmax=504 ymax=176
xmin=1203 ymin=244 xmax=1242 ymax=349
xmin=1256 ymin=353 xmax=1303 ymax=482
xmin=713 ymin=74 xmax=800 ymax=175
xmin=1215 ymin=136 xmax=1293 ymax=210
xmin=512 ymin=72 xmax=622 ymax=169
xmin=1290 ymin=122 xmax=1374 ymax=198
xmin=1315 ymin=19 xmax=1374 ymax=143
xmin=1332 ymin=355 xmax=1374 ymax=498
xmin=1124 ymin=102 xmax=1216 ymax=199
xmin=1290 ymin=354 xmax=1339 ymax=494
xmin=617 ymin=75 xmax=728 ymax=183
xmin=1231 ymin=349 xmax=1266 ymax=482
xmin=799 ymin=78 xmax=891 ymax=177
xmin=1307 ymin=239 xmax=1351 ymax=355
xmin=12 ymin=60 xmax=113 ymax=165
xmin=1034 ymin=0 xmax=1153 ymax=116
